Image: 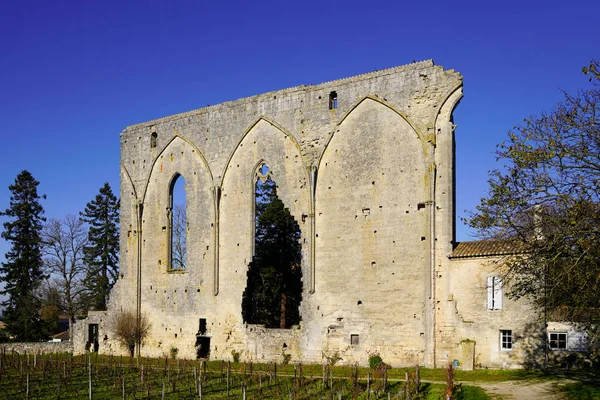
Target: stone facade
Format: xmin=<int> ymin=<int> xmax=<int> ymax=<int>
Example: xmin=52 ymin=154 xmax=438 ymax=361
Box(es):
xmin=73 ymin=60 xmax=546 ymax=368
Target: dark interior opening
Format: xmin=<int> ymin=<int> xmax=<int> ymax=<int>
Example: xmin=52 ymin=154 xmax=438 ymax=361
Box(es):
xmin=329 ymin=91 xmax=338 ymax=109
xmin=196 ymin=336 xmax=210 ymax=359
xmin=88 ymin=324 xmax=99 ymax=352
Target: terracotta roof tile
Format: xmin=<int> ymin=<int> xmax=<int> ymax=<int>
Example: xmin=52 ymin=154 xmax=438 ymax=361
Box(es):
xmin=450 ymin=240 xmax=523 ymax=259
xmin=51 ymin=330 xmax=70 ymax=341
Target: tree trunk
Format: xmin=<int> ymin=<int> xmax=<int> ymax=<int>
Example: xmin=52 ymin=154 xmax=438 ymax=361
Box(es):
xmin=280 ymin=291 xmax=287 ymax=329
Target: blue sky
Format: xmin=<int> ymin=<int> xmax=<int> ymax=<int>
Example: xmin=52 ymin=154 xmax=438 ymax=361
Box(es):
xmin=0 ymin=0 xmax=598 ymax=263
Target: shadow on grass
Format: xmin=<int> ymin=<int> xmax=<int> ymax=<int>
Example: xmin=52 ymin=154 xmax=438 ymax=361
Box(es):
xmin=419 ymin=383 xmax=491 ymax=400
xmin=560 ymin=381 xmax=600 ymax=400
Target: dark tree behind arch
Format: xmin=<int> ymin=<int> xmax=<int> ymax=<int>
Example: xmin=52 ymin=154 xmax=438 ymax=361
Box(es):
xmin=242 ymin=167 xmax=302 ymax=328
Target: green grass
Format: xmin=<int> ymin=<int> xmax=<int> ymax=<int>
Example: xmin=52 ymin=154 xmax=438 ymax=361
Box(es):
xmin=561 ymin=381 xmax=600 ymax=400
xmin=385 ymin=366 xmax=549 ymax=383
xmin=455 ymin=384 xmax=492 ymax=400
xmin=216 ymin=361 xmax=547 ymax=383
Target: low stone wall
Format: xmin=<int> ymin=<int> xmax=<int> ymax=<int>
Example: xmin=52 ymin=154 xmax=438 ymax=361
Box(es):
xmin=243 ymin=325 xmax=301 ymax=363
xmin=0 ymin=341 xmax=73 ymax=354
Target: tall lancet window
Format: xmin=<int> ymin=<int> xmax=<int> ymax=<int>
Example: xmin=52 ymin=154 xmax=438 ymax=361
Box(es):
xmin=169 ymin=174 xmax=187 ymax=270
xmin=242 ymin=162 xmax=303 ymax=328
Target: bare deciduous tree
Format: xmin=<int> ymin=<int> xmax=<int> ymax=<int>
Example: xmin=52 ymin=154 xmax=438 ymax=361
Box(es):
xmin=42 ymin=214 xmax=88 ymax=337
xmin=468 ymin=61 xmax=600 ymax=326
xmin=172 ymin=203 xmax=187 ymax=269
xmin=112 ymin=311 xmax=151 ymax=356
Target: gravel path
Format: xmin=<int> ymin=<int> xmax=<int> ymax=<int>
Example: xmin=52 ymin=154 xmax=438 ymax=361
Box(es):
xmin=470 ymin=380 xmax=570 ymax=400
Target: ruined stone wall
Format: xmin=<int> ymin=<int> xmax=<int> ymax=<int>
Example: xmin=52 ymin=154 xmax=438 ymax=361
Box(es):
xmin=0 ymin=342 xmax=73 ymax=355
xmin=91 ymin=60 xmax=469 ymax=366
xmin=72 ymin=311 xmax=128 ymax=356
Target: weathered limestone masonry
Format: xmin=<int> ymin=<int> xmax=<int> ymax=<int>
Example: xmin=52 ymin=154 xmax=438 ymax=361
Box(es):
xmin=443 ymin=247 xmax=542 ymax=369
xmin=72 ymin=60 xmax=542 ymax=368
xmin=0 ymin=342 xmax=72 ymax=355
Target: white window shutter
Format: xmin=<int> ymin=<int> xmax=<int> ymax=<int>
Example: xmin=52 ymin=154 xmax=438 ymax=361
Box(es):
xmin=487 ymin=276 xmax=494 ymax=309
xmin=494 ymin=277 xmax=503 ymax=309
xmin=567 ymin=332 xmax=587 ymax=351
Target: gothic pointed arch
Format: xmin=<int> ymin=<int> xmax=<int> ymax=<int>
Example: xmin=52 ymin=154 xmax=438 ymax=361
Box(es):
xmin=241 ymin=160 xmax=303 ymax=328
xmin=218 ymin=118 xmax=310 ymax=322
xmin=314 ymin=96 xmax=430 ymax=353
xmin=219 ymin=117 xmax=305 ymax=188
xmin=113 ymin=164 xmax=139 ymax=308
xmin=251 ymin=160 xmax=273 ymax=256
xmin=434 ymin=84 xmax=463 ymax=255
xmin=167 ymin=172 xmax=187 ymax=270
xmin=317 ymin=96 xmax=429 ymax=170
xmin=434 ymin=84 xmax=463 ymax=130
xmin=142 ymin=134 xmax=214 ymax=204
xmin=140 ymin=135 xmax=214 ymax=311
xmin=121 ymin=163 xmax=138 ymax=200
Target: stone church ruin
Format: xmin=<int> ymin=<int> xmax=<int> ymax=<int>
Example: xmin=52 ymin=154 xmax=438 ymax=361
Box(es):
xmin=74 ymin=60 xmax=549 ymax=368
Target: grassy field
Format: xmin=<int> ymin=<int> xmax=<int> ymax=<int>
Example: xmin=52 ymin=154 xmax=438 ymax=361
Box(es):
xmin=0 ymin=351 xmax=568 ymax=399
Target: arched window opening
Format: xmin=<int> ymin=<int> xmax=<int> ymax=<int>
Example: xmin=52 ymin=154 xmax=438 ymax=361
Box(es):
xmin=151 ymin=132 xmax=158 ymax=149
xmin=242 ymin=163 xmax=303 ymax=328
xmin=169 ymin=174 xmax=187 ymax=270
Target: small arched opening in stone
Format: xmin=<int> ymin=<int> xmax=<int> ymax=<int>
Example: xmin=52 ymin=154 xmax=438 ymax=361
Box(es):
xmin=242 ymin=162 xmax=303 ymax=329
xmin=329 ymin=91 xmax=338 ymax=109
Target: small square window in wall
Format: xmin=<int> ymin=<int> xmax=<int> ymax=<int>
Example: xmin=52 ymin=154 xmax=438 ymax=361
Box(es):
xmin=500 ymin=329 xmax=512 ymax=351
xmin=350 ymin=334 xmax=359 ymax=346
xmin=199 ymin=318 xmax=207 ymax=335
xmin=329 ymin=91 xmax=338 ymax=110
xmin=549 ymin=332 xmax=567 ymax=350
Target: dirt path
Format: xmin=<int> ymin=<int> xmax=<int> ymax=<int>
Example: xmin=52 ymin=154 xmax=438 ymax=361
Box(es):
xmin=469 ymin=380 xmax=570 ymax=400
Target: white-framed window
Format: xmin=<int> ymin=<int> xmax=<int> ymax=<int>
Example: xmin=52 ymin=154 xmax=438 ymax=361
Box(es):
xmin=549 ymin=332 xmax=567 ymax=350
xmin=500 ymin=329 xmax=512 ymax=351
xmin=487 ymin=276 xmax=503 ymax=310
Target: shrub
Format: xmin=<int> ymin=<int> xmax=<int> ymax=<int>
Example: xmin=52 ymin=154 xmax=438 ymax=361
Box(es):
xmin=170 ymin=346 xmax=179 ymax=360
xmin=231 ymin=349 xmax=241 ymax=363
xmin=112 ymin=311 xmax=151 ymax=357
xmin=367 ymin=349 xmax=383 ymax=369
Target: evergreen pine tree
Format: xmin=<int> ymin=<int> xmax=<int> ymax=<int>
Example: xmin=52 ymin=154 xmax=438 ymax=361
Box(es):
xmin=80 ymin=182 xmax=119 ymax=311
xmin=242 ymin=172 xmax=302 ymax=328
xmin=0 ymin=170 xmax=48 ymax=340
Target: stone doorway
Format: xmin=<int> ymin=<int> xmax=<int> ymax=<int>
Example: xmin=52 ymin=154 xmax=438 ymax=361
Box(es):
xmin=196 ymin=336 xmax=210 ymax=359
xmin=88 ymin=324 xmax=99 ymax=353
